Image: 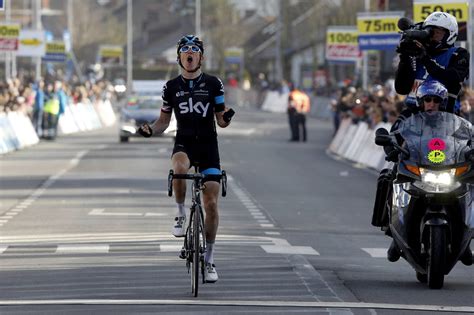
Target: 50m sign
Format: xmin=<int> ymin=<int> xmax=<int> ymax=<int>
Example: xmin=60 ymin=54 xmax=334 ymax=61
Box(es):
xmin=413 ymin=0 xmax=468 ymax=41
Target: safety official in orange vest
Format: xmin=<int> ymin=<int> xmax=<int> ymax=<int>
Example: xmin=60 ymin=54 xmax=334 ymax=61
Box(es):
xmin=288 ymin=83 xmax=311 ymax=142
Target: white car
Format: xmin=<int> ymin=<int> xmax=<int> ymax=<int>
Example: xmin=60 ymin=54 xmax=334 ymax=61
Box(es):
xmin=119 ymin=95 xmax=177 ymax=143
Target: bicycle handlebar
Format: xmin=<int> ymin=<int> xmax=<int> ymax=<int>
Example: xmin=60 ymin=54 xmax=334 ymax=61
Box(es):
xmin=167 ymin=170 xmax=227 ymax=197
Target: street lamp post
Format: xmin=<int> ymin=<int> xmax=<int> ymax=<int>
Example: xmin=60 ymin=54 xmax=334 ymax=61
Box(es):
xmin=127 ymin=0 xmax=133 ymax=95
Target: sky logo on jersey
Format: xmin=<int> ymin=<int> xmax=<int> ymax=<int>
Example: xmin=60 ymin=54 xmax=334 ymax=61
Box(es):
xmin=179 ymin=98 xmax=210 ymax=117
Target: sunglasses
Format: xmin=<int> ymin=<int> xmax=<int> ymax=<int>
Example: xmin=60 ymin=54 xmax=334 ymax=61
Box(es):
xmin=423 ymin=96 xmax=442 ymax=104
xmin=179 ymin=45 xmax=201 ymax=53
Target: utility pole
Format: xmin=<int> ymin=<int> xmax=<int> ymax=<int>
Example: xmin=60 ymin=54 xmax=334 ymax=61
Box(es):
xmin=127 ymin=0 xmax=133 ymax=95
xmin=275 ymin=0 xmax=283 ymax=83
xmin=34 ymin=0 xmax=42 ymax=82
xmin=195 ymin=0 xmax=201 ymax=36
xmin=362 ymin=0 xmax=370 ymax=90
xmin=5 ymin=0 xmax=11 ymax=81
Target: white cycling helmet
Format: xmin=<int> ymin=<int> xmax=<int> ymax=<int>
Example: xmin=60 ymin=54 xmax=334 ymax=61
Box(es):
xmin=423 ymin=12 xmax=458 ymax=46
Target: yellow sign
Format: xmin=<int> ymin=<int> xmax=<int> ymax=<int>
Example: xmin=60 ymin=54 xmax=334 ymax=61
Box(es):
xmin=327 ymin=31 xmax=358 ymax=44
xmin=414 ymin=1 xmax=468 ymax=23
xmin=357 ymin=17 xmax=400 ymax=34
xmin=46 ymin=42 xmax=65 ymax=54
xmin=0 ymin=24 xmax=20 ymax=38
xmin=427 ymin=150 xmax=446 ymax=163
xmin=20 ymin=38 xmax=42 ymax=46
xmin=100 ymin=46 xmax=123 ymax=58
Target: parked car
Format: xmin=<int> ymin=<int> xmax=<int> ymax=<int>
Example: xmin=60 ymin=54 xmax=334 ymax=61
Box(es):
xmin=119 ymin=95 xmax=176 ymax=143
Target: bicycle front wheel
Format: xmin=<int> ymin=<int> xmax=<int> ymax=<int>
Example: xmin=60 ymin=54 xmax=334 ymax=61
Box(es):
xmin=191 ymin=205 xmax=201 ymax=297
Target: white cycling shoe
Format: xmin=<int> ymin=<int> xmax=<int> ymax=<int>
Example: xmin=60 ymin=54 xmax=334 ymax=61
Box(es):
xmin=204 ymin=263 xmax=218 ymax=283
xmin=172 ymin=216 xmax=186 ymax=237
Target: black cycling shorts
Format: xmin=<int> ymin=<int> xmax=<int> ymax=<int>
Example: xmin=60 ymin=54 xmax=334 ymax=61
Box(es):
xmin=172 ymin=135 xmax=221 ymax=183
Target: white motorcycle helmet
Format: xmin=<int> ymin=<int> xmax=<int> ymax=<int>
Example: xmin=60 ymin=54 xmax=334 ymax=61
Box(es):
xmin=423 ymin=12 xmax=458 ymax=46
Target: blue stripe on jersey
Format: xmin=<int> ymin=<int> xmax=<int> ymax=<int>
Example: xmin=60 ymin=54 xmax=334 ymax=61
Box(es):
xmin=201 ymin=168 xmax=221 ymax=175
xmin=215 ymin=95 xmax=224 ymax=104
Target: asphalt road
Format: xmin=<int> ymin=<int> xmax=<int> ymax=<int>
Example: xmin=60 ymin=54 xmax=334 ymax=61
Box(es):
xmin=0 ymin=106 xmax=473 ymax=315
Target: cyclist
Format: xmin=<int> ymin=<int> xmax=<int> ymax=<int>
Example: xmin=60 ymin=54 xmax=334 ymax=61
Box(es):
xmin=138 ymin=35 xmax=235 ymax=283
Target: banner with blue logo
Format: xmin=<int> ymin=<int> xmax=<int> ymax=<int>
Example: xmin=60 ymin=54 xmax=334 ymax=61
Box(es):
xmin=357 ymin=11 xmax=404 ymax=51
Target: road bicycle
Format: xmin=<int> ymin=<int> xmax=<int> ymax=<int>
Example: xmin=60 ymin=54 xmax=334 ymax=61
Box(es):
xmin=167 ymin=168 xmax=227 ymax=297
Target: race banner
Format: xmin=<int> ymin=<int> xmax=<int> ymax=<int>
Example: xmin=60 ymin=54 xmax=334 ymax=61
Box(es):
xmin=413 ymin=0 xmax=468 ymax=41
xmin=325 ymin=26 xmax=361 ymax=63
xmin=98 ymin=45 xmax=123 ymax=66
xmin=17 ymin=29 xmax=46 ymax=57
xmin=0 ymin=23 xmax=20 ymax=51
xmin=357 ymin=11 xmax=404 ymax=50
xmin=42 ymin=41 xmax=67 ymax=63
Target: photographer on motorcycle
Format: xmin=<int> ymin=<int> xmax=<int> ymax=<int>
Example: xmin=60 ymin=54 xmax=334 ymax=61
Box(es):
xmin=372 ymin=80 xmax=473 ymax=265
xmin=395 ymin=12 xmax=470 ymax=115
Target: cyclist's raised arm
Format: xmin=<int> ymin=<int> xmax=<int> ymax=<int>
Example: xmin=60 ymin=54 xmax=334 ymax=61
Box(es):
xmin=150 ymin=110 xmax=171 ymax=134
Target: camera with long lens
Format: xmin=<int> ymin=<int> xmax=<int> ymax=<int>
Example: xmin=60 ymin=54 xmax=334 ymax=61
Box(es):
xmin=397 ymin=17 xmax=432 ymax=56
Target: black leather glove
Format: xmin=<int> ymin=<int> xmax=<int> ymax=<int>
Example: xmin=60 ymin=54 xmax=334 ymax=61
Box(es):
xmin=223 ymin=108 xmax=235 ymax=123
xmin=137 ymin=123 xmax=153 ymax=138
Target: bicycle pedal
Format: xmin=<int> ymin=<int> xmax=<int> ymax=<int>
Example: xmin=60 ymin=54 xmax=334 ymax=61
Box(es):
xmin=179 ymin=248 xmax=186 ymax=259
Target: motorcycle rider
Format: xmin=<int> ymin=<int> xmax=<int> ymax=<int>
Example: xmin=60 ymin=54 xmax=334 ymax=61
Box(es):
xmin=395 ymin=12 xmax=470 ymax=114
xmin=373 ymin=80 xmax=472 ymax=264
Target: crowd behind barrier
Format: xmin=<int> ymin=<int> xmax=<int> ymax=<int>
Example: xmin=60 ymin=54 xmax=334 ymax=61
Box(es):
xmin=0 ymin=76 xmax=118 ymax=155
xmin=327 ymin=79 xmax=474 ymax=171
xmin=244 ymin=76 xmax=474 ymax=171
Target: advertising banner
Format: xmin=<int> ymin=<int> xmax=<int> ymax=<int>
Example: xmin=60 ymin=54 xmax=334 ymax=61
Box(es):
xmin=99 ymin=45 xmax=123 ymax=66
xmin=17 ymin=29 xmax=46 ymax=57
xmin=357 ymin=11 xmax=404 ymax=50
xmin=325 ymin=26 xmax=361 ymax=63
xmin=42 ymin=41 xmax=66 ymax=63
xmin=413 ymin=0 xmax=468 ymax=41
xmin=0 ymin=23 xmax=20 ymax=51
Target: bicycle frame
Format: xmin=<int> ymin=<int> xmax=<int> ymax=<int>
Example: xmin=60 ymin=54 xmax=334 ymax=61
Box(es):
xmin=167 ymin=168 xmax=227 ymax=297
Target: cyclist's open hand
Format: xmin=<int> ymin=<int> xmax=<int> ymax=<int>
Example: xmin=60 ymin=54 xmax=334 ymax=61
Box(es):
xmin=137 ymin=123 xmax=153 ymax=138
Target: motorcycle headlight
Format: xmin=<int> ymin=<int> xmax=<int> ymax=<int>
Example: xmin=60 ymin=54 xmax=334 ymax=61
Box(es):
xmin=413 ymin=168 xmax=460 ymax=193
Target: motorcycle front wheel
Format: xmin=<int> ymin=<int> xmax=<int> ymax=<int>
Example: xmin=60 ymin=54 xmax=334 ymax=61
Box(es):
xmin=427 ymin=225 xmax=446 ymax=289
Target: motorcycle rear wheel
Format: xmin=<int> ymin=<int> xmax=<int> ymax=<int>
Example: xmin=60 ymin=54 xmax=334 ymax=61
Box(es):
xmin=427 ymin=225 xmax=446 ymax=289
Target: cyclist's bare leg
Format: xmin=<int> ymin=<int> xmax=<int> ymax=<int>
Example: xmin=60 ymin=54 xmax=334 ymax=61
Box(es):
xmin=202 ymin=181 xmax=220 ymax=242
xmin=203 ymin=181 xmax=219 ymax=265
xmin=171 ymin=152 xmax=190 ymax=204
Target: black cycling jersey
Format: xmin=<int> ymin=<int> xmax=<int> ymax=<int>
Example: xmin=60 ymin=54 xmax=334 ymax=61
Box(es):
xmin=161 ymin=73 xmax=225 ymax=138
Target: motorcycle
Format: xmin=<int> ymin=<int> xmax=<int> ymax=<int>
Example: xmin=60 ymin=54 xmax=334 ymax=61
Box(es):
xmin=375 ymin=111 xmax=474 ymax=289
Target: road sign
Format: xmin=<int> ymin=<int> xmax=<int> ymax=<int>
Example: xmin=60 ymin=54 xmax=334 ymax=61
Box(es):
xmin=98 ymin=45 xmax=123 ymax=66
xmin=17 ymin=29 xmax=46 ymax=57
xmin=413 ymin=0 xmax=468 ymax=41
xmin=42 ymin=41 xmax=66 ymax=63
xmin=0 ymin=23 xmax=20 ymax=51
xmin=326 ymin=26 xmax=361 ymax=63
xmin=0 ymin=0 xmax=4 ymax=11
xmin=357 ymin=11 xmax=404 ymax=50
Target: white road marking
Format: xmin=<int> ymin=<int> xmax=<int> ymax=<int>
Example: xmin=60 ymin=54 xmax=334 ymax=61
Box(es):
xmin=265 ymin=231 xmax=280 ymax=235
xmin=56 ymin=245 xmax=110 ymax=254
xmin=0 ymin=246 xmax=6 ymax=253
xmin=362 ymin=248 xmax=387 ymax=258
xmin=159 ymin=244 xmax=182 ymax=252
xmin=2 ymin=299 xmax=467 ymax=313
xmin=0 ymin=216 xmax=13 ymax=219
xmin=5 ymin=212 xmax=18 ymax=216
xmin=89 ymin=209 xmax=169 ymax=217
xmin=260 ymin=223 xmax=274 ymax=228
xmin=261 ymin=245 xmax=319 ymax=255
xmin=0 ymin=220 xmax=8 ymax=223
xmin=89 ymin=209 xmax=143 ymax=216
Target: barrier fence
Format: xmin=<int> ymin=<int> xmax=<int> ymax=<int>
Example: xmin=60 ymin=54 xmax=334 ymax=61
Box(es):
xmin=328 ymin=117 xmax=392 ymax=171
xmin=0 ymin=99 xmax=116 ymax=155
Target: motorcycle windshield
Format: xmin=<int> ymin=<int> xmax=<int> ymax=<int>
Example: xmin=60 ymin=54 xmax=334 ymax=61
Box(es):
xmin=396 ymin=112 xmax=472 ymax=166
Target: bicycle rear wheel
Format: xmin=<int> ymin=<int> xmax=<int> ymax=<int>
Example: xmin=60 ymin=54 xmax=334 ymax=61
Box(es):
xmin=191 ymin=205 xmax=201 ymax=297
